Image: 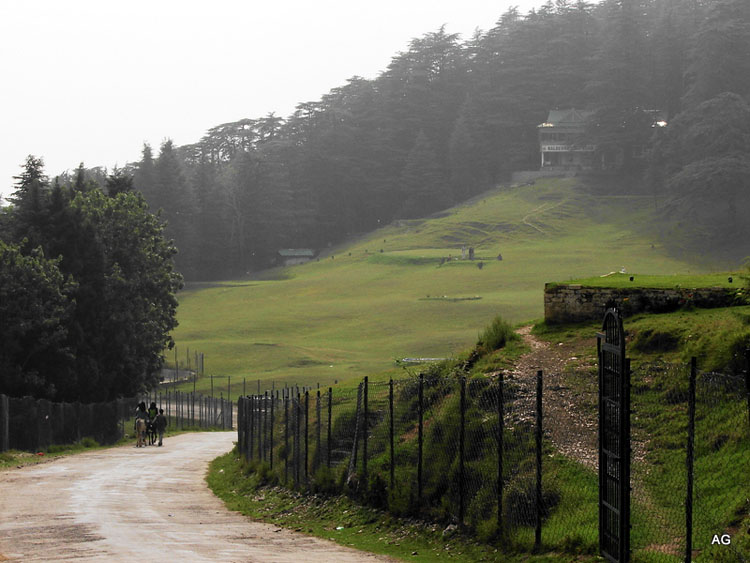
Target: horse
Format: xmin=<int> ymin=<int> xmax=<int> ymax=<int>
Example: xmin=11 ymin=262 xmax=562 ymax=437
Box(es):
xmin=136 ymin=418 xmax=148 ymax=447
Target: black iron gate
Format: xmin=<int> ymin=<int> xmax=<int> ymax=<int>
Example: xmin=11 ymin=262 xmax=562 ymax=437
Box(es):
xmin=597 ymin=309 xmax=631 ymax=562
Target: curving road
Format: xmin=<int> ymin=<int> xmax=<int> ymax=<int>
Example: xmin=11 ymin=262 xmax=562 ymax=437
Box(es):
xmin=0 ymin=432 xmax=391 ymax=562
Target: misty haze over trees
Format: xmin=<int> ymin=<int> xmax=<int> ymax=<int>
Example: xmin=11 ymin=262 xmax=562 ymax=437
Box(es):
xmin=6 ymin=0 xmax=750 ymax=284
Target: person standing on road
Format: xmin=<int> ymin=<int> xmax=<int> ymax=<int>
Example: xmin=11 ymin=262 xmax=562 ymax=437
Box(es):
xmin=154 ymin=408 xmax=168 ymax=446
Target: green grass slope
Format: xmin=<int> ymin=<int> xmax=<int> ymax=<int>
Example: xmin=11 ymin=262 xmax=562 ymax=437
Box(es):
xmin=172 ymin=178 xmax=721 ymax=390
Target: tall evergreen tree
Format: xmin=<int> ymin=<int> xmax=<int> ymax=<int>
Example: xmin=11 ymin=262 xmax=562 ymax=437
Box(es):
xmin=106 ymin=167 xmax=135 ymax=196
xmin=154 ymin=140 xmax=198 ymax=277
xmin=0 ymin=241 xmax=75 ymax=399
xmin=682 ymin=0 xmax=750 ymax=108
xmin=399 ymin=131 xmax=451 ymax=218
xmin=133 ymin=143 xmax=156 ymax=201
xmin=9 ymin=155 xmax=50 ymax=250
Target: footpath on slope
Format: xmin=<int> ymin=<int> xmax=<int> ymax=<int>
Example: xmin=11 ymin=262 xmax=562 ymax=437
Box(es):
xmin=507 ymin=325 xmax=599 ymax=470
xmin=0 ymin=432 xmax=392 ymax=563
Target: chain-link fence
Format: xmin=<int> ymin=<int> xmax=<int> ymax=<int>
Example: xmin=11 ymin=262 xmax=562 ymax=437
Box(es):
xmin=0 ymin=388 xmax=234 ymax=454
xmin=237 ymin=354 xmax=749 ymax=560
xmin=237 ymin=370 xmax=554 ymax=550
xmin=0 ymin=394 xmax=138 ymax=452
xmin=630 ymin=361 xmax=749 ymax=562
xmin=139 ymin=388 xmax=233 ymax=431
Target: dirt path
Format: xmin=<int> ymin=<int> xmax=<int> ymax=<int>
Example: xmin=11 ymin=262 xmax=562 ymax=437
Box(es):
xmin=508 ymin=326 xmax=599 ymax=470
xmin=0 ymin=433 xmax=391 ymax=562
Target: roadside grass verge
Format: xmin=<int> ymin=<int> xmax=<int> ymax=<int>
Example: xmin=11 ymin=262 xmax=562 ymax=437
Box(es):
xmin=0 ymin=423 xmax=232 ymax=470
xmin=0 ymin=437 xmax=112 ymax=469
xmin=207 ymin=448 xmax=600 ymax=562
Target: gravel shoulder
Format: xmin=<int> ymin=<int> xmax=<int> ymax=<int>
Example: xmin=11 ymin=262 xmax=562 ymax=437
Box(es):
xmin=0 ymin=432 xmax=391 ymax=562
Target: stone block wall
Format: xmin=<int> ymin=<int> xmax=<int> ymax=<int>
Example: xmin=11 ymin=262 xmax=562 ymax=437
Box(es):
xmin=544 ymin=284 xmax=741 ymax=324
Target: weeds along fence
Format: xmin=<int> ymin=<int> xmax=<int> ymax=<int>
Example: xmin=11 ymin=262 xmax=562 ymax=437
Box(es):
xmin=238 ymin=372 xmax=557 ymax=551
xmin=237 ymin=359 xmax=750 ymax=560
xmin=0 ymin=394 xmax=138 ymax=453
xmin=140 ymin=388 xmax=233 ymax=431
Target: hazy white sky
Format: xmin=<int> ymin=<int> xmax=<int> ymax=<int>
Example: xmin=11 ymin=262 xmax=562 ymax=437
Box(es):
xmin=0 ymin=0 xmax=541 ymax=201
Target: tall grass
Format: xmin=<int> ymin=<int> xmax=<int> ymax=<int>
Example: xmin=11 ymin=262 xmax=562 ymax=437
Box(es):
xmin=477 ymin=315 xmax=518 ymax=353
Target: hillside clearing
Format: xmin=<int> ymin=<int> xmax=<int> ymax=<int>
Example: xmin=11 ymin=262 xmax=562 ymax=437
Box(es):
xmin=170 ymin=178 xmax=727 ymax=389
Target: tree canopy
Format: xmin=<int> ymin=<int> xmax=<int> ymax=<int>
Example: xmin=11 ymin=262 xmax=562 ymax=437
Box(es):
xmin=5 ymin=1 xmax=749 ymax=287
xmin=111 ymin=0 xmax=749 ymax=280
xmin=0 ymin=160 xmax=182 ymax=401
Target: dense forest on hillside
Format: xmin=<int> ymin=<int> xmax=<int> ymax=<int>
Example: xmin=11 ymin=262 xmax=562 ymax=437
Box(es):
xmin=9 ymin=0 xmax=750 ymax=280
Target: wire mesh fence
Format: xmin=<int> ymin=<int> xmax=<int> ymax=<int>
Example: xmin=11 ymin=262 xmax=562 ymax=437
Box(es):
xmin=0 ymin=394 xmax=138 ymax=452
xmin=138 ymin=388 xmax=233 ymax=431
xmin=237 ymin=371 xmax=551 ymax=550
xmin=629 ymin=361 xmax=749 ymax=562
xmin=0 ymin=387 xmax=234 ymax=455
xmin=237 ymin=353 xmax=749 ymax=560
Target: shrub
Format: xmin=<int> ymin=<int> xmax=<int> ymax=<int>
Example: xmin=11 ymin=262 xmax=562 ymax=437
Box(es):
xmin=80 ymin=436 xmax=98 ymax=448
xmin=363 ymin=472 xmax=389 ymax=509
xmin=726 ymin=330 xmax=750 ymax=374
xmin=310 ymin=466 xmax=338 ymax=495
xmin=477 ymin=315 xmax=517 ymax=354
xmin=632 ymin=328 xmax=681 ymax=353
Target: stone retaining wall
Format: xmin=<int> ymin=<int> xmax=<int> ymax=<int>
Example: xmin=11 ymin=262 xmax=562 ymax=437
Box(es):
xmin=544 ymin=284 xmax=741 ymax=324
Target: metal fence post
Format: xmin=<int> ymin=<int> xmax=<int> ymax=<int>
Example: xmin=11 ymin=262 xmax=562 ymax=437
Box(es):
xmin=497 ymin=372 xmax=504 ymax=538
xmin=264 ymin=391 xmax=269 ymax=462
xmin=270 ymin=391 xmax=275 ymax=469
xmin=459 ymin=375 xmax=466 ymax=527
xmin=328 ymin=387 xmax=333 ymax=469
xmin=535 ymin=370 xmax=543 ymax=552
xmin=389 ymin=378 xmax=394 ymax=491
xmin=0 ymin=395 xmax=9 ymax=453
xmin=316 ymin=390 xmax=321 ymax=472
xmin=237 ymin=398 xmax=243 ymax=456
xmin=243 ymin=398 xmax=249 ymax=458
xmin=295 ymin=393 xmax=301 ymax=485
xmin=418 ymin=373 xmax=424 ymax=504
xmin=686 ymin=357 xmax=697 ymax=563
xmin=284 ymin=391 xmax=289 ymax=482
xmin=363 ymin=376 xmax=369 ymax=489
xmin=305 ymin=390 xmax=309 ymax=481
xmin=257 ymin=395 xmax=262 ymax=460
xmin=745 ymin=349 xmax=750 ymax=430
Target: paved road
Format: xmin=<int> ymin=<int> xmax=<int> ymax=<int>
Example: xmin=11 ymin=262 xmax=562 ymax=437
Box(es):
xmin=0 ymin=432 xmax=390 ymax=562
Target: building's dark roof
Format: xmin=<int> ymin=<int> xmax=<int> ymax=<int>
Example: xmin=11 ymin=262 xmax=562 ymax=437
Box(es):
xmin=278 ymin=249 xmax=315 ymax=257
xmin=538 ymin=109 xmax=594 ymax=128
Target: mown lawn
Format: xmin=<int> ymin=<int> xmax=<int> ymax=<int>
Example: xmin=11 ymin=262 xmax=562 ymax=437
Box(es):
xmin=170 ymin=178 xmax=721 ymax=393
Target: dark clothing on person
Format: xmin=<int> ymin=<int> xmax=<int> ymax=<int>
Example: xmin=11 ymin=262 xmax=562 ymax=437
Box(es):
xmin=154 ymin=412 xmax=167 ymax=446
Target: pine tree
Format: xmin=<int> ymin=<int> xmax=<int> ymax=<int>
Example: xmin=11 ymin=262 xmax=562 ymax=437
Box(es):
xmin=682 ymin=0 xmax=750 ymax=108
xmin=399 ymin=131 xmax=451 ymax=218
xmin=9 ymin=155 xmax=50 ymax=249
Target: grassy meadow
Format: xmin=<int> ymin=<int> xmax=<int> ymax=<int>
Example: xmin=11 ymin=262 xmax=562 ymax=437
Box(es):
xmin=170 ymin=178 xmax=726 ymax=393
